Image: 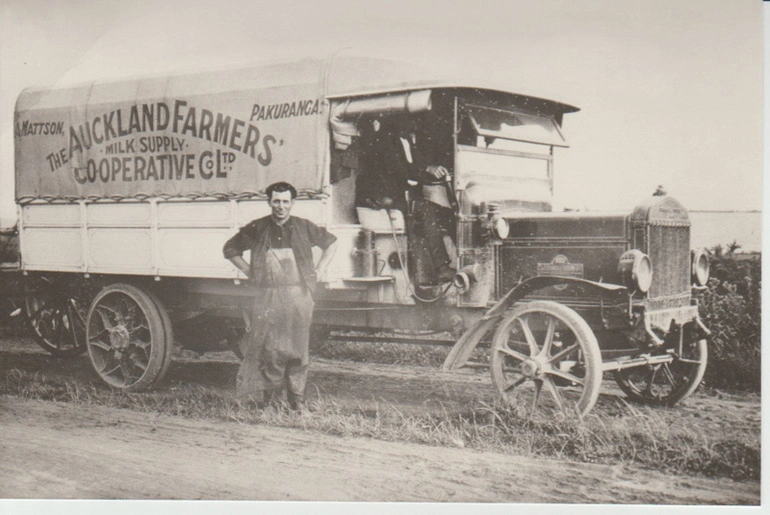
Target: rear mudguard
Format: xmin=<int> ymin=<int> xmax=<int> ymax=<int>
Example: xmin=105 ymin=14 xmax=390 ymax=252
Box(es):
xmin=441 ymin=276 xmax=627 ymax=371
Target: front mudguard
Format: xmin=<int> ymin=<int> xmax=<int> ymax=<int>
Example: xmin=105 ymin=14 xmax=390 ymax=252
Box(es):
xmin=441 ymin=276 xmax=627 ymax=370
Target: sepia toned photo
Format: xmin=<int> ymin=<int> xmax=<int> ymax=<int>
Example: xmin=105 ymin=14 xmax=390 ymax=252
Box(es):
xmin=0 ymin=0 xmax=763 ymax=510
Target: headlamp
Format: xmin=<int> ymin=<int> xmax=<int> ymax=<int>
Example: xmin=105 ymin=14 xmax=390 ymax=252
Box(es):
xmin=485 ymin=203 xmax=509 ymax=240
xmin=491 ymin=217 xmax=510 ymax=240
xmin=691 ymin=249 xmax=710 ymax=286
xmin=618 ymin=249 xmax=653 ymax=293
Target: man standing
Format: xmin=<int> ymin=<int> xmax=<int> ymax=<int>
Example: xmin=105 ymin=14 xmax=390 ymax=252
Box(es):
xmin=223 ymin=182 xmax=337 ymax=409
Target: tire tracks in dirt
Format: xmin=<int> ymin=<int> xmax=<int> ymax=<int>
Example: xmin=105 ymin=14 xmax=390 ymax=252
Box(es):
xmin=0 ymin=397 xmax=759 ymax=503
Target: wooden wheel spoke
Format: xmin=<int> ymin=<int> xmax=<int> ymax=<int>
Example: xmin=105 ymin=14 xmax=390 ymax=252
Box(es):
xmin=661 ymin=363 xmax=678 ymax=387
xmin=26 ymin=303 xmax=50 ymax=320
xmin=65 ymin=308 xmax=81 ymax=342
xmin=131 ymin=359 xmax=147 ymax=372
xmin=505 ymin=376 xmax=527 ymax=393
xmin=60 ymin=309 xmax=74 ymax=333
xmin=98 ymin=304 xmax=121 ymax=316
xmin=33 ymin=313 xmax=50 ymax=329
xmin=643 ymin=366 xmax=659 ymax=396
xmin=131 ymin=339 xmax=150 ymax=349
xmin=546 ymin=343 xmax=579 ymax=364
xmin=67 ymin=299 xmax=87 ymax=325
xmin=120 ymin=363 xmax=133 ymax=383
xmin=89 ymin=338 xmax=112 ymax=352
xmin=547 ymin=368 xmax=584 ymax=386
xmin=30 ymin=315 xmax=44 ymax=331
xmin=531 ymin=379 xmax=543 ymax=411
xmin=129 ymin=308 xmax=144 ymax=328
xmin=95 ymin=307 xmax=116 ymax=331
xmin=132 ymin=340 xmax=152 ymax=360
xmin=508 ymin=339 xmax=530 ymax=350
xmin=128 ymin=322 xmax=150 ymax=334
xmin=54 ymin=312 xmax=65 ymax=349
xmin=89 ymin=327 xmax=108 ymax=340
xmin=497 ymin=346 xmax=529 ymax=362
xmin=101 ymin=363 xmax=121 ymax=377
xmin=517 ymin=317 xmax=540 ymax=356
xmin=541 ymin=317 xmax=556 ymax=356
xmin=543 ymin=377 xmax=565 ymax=410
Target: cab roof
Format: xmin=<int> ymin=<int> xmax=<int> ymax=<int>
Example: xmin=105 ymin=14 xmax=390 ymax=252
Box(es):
xmin=17 ymin=55 xmax=580 ymax=116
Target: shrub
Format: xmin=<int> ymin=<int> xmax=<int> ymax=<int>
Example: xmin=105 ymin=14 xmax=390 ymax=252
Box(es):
xmin=698 ymin=252 xmax=761 ymax=391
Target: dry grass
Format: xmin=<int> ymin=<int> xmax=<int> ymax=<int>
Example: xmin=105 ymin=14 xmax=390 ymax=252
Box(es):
xmin=312 ymin=336 xmax=490 ymax=368
xmin=314 ymin=339 xmax=451 ymax=367
xmin=1 ymin=367 xmax=759 ymax=482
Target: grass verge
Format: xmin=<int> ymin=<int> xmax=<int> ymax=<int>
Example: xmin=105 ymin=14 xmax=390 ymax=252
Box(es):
xmin=1 ymin=367 xmax=759 ymax=482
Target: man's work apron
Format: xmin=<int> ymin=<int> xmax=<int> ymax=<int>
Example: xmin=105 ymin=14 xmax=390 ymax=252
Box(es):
xmin=236 ymin=247 xmax=314 ymax=401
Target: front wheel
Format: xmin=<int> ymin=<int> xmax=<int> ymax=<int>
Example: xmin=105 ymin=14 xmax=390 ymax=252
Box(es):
xmin=86 ymin=283 xmax=172 ymax=391
xmin=491 ymin=301 xmax=603 ymax=418
xmin=613 ymin=338 xmax=707 ymax=406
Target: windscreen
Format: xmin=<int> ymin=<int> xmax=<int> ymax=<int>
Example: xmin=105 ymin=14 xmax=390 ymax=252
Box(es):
xmin=456 ymin=104 xmax=556 ymax=213
xmin=465 ymin=105 xmax=567 ymax=147
xmin=456 ymin=148 xmax=552 ymax=213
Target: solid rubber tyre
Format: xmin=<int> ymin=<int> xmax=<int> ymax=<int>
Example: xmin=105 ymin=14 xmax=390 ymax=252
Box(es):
xmin=86 ymin=283 xmax=169 ymax=391
xmin=491 ymin=301 xmax=603 ymax=417
xmin=613 ymin=338 xmax=707 ymax=406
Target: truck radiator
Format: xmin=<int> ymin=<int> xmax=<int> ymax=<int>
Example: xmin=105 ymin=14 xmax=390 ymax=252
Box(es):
xmin=646 ymin=224 xmax=691 ymax=306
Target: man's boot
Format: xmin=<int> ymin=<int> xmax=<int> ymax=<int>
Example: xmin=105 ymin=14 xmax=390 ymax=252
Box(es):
xmin=287 ymin=392 xmax=307 ymax=412
xmin=263 ymin=389 xmax=282 ymax=408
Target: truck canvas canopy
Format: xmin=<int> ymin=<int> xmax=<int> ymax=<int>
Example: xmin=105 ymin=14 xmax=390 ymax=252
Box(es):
xmin=15 ymin=56 xmax=578 ymax=202
xmin=14 ymin=59 xmax=330 ymax=201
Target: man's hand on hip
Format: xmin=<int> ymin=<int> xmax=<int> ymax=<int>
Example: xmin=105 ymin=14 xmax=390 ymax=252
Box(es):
xmin=426 ymin=165 xmax=448 ymax=180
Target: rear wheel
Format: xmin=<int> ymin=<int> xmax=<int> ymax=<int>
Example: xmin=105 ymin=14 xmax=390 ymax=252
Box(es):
xmin=147 ymin=291 xmax=175 ymax=384
xmin=613 ymin=338 xmax=707 ymax=406
xmin=491 ymin=301 xmax=602 ymax=418
xmin=86 ymin=283 xmax=172 ymax=391
xmin=24 ymin=275 xmax=87 ymax=358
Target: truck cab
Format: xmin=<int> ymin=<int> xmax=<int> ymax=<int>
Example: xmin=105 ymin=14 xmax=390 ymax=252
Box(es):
xmin=323 ymin=85 xmax=575 ymax=310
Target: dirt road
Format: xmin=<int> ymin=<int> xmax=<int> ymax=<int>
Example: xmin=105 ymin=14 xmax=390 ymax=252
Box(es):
xmin=0 ymin=397 xmax=759 ymax=503
xmin=0 ymin=334 xmax=761 ymax=503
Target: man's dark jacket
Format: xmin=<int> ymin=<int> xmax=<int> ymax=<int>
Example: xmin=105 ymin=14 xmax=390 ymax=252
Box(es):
xmin=223 ymin=215 xmax=336 ymax=293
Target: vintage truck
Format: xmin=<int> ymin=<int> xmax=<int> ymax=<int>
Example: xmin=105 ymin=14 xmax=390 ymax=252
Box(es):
xmin=14 ymin=56 xmax=710 ymax=416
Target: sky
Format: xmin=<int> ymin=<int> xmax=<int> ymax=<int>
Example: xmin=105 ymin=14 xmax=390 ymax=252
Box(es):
xmin=0 ymin=0 xmax=763 ymax=229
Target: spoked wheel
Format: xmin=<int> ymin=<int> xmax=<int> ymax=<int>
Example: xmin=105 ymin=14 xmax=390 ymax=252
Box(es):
xmin=86 ymin=283 xmax=173 ymax=391
xmin=491 ymin=301 xmax=603 ymax=418
xmin=613 ymin=338 xmax=707 ymax=406
xmin=24 ymin=275 xmax=87 ymax=358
